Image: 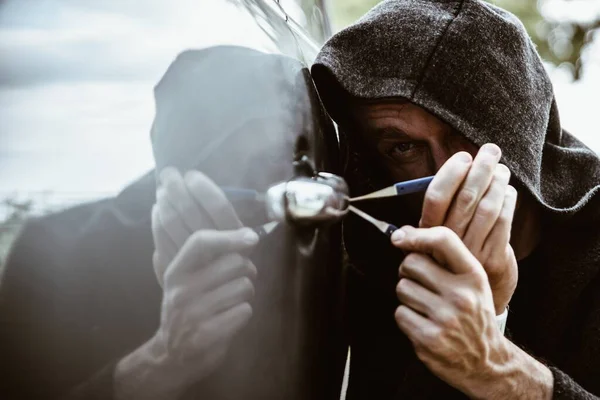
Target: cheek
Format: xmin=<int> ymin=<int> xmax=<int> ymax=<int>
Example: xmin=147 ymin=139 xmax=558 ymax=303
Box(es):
xmin=382 ymin=158 xmax=433 ymax=183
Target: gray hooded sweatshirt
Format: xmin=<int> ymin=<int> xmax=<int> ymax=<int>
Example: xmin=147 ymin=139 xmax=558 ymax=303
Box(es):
xmin=312 ymin=0 xmax=600 ymax=398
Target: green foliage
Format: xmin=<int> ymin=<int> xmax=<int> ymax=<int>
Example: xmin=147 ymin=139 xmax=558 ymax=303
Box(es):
xmin=328 ymin=0 xmax=599 ymax=80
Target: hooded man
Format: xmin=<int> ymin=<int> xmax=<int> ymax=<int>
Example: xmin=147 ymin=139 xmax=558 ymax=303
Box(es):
xmin=312 ymin=0 xmax=600 ymax=398
xmin=0 ymin=46 xmax=345 ymax=400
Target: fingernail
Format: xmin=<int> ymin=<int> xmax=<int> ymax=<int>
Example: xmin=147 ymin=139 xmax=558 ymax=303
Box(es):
xmin=242 ymin=229 xmax=259 ymax=246
xmin=482 ymin=143 xmax=500 ymax=156
xmin=391 ymin=229 xmax=405 ymax=244
xmin=456 ymin=152 xmax=472 ymax=163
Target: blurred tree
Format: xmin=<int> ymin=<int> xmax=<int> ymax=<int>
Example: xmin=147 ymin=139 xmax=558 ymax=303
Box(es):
xmin=328 ymin=0 xmax=600 ymax=80
xmin=0 ymin=198 xmax=33 ymax=278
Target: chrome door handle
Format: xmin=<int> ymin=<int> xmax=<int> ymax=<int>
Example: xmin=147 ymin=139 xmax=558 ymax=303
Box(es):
xmin=265 ymin=172 xmax=349 ymax=226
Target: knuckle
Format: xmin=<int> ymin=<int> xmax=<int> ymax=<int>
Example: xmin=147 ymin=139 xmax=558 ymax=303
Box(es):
xmin=450 ymin=289 xmax=478 ymax=313
xmin=238 ymin=302 xmax=253 ymax=319
xmin=189 ymin=230 xmax=208 ymax=246
xmin=394 ymin=305 xmax=409 ymax=323
xmin=198 ymin=320 xmax=219 ymax=341
xmin=433 ymin=226 xmax=454 ymax=244
xmin=183 ymin=170 xmax=202 ymax=187
xmin=475 ymin=200 xmax=498 ymax=219
xmin=163 ymin=268 xmax=177 ymax=287
xmin=478 ymin=157 xmax=497 ymax=174
xmin=239 ymin=277 xmax=255 ymax=297
xmin=456 ymin=187 xmax=478 ymax=210
xmin=423 ymin=190 xmax=446 ymax=210
xmin=226 ymin=253 xmax=245 ymax=267
xmin=403 ymin=253 xmax=421 ymax=267
xmin=437 ymin=311 xmax=460 ymax=331
xmin=165 ymin=287 xmax=186 ymax=309
xmin=245 ymin=260 xmax=258 ymax=278
xmin=396 ymin=278 xmax=409 ymax=295
xmin=163 ymin=176 xmax=179 ymax=195
xmin=419 ymin=326 xmax=441 ymax=349
xmin=471 ymin=270 xmax=490 ymax=289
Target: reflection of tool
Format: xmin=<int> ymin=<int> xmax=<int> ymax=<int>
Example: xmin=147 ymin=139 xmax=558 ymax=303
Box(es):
xmin=348 ymin=205 xmax=398 ymax=237
xmin=349 ymin=176 xmax=434 ymax=202
xmin=222 ymin=187 xmax=264 ymax=202
xmin=253 ymin=221 xmax=279 ymax=239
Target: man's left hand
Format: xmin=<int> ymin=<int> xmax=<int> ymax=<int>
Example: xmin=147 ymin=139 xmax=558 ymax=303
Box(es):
xmin=420 ymin=146 xmax=518 ymax=314
xmin=390 ymin=225 xmax=553 ymax=399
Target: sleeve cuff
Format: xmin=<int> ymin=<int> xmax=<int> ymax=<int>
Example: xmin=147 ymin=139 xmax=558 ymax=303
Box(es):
xmin=496 ymin=307 xmax=508 ymax=335
xmin=549 ymin=366 xmax=597 ymax=400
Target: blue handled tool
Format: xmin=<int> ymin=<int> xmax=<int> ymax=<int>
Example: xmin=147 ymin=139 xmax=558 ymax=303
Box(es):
xmin=348 ymin=205 xmax=398 ymax=237
xmin=349 ymin=176 xmax=434 ymax=202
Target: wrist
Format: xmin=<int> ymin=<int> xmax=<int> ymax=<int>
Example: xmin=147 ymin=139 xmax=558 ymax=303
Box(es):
xmin=114 ymin=337 xmax=188 ymax=400
xmin=483 ymin=339 xmax=553 ymax=400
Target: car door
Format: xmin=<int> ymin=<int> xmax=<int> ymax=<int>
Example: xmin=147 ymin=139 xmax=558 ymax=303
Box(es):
xmin=174 ymin=1 xmax=348 ymax=399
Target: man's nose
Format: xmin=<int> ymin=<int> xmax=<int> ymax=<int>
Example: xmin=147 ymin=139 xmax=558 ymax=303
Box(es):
xmin=429 ymin=147 xmax=454 ymax=173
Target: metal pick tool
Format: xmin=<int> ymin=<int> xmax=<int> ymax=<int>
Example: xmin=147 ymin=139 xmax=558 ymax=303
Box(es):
xmin=348 ymin=205 xmax=398 ymax=237
xmin=349 ymin=176 xmax=434 ymax=202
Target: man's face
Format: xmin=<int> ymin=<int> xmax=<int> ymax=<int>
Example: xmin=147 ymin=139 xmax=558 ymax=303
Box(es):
xmin=355 ymin=100 xmax=478 ymax=182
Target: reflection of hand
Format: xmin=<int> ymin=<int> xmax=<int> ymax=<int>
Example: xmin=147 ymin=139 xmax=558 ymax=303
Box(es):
xmin=115 ymin=228 xmax=259 ymax=400
xmin=115 ymin=168 xmax=258 ymax=400
xmin=152 ymin=167 xmax=243 ymax=287
xmin=419 ymin=145 xmax=517 ymax=314
xmin=155 ymin=228 xmax=258 ymax=384
xmin=391 ymin=226 xmax=552 ymax=400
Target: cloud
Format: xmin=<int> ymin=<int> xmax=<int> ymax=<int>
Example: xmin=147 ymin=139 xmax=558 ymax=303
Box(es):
xmin=0 ymin=0 xmax=280 ymax=87
xmin=0 ymin=0 xmax=286 ymax=196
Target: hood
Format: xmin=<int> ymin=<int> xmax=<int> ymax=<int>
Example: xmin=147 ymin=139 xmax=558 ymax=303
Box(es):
xmin=312 ymin=0 xmax=600 ymax=218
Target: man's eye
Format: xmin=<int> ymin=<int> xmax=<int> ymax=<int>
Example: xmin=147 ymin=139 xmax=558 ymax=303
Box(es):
xmin=389 ymin=142 xmax=417 ymax=156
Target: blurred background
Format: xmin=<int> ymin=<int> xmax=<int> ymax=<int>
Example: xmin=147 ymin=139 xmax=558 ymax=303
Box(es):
xmin=1 ymin=0 xmax=599 ymax=264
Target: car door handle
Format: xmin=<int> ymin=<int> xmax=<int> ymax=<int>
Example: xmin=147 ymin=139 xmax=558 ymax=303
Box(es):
xmin=265 ymin=171 xmax=349 ymax=226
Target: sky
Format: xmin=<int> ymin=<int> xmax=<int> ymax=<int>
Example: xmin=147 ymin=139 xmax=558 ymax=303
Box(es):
xmin=0 ymin=0 xmax=599 ymax=211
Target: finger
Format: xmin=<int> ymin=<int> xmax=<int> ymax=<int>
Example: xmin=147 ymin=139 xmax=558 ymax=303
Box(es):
xmin=391 ymin=226 xmax=482 ymax=275
xmin=159 ymin=167 xmax=214 ymax=233
xmin=187 ymin=253 xmax=257 ymax=295
xmin=462 ymin=164 xmax=511 ymax=253
xmin=396 ymin=277 xmax=445 ymax=318
xmin=395 ymin=304 xmax=440 ymax=347
xmin=184 ymin=170 xmax=243 ymax=230
xmin=200 ymin=277 xmax=255 ymax=318
xmin=482 ymin=185 xmax=518 ymax=260
xmin=420 ymin=151 xmax=473 ymax=228
xmin=153 ymin=251 xmax=170 ymax=288
xmin=152 ymin=204 xmax=178 ymax=261
xmin=164 ymin=228 xmax=259 ymax=283
xmin=156 ymin=187 xmax=191 ymax=248
xmin=201 ymin=302 xmax=253 ymax=342
xmin=399 ymin=253 xmax=455 ymax=294
xmin=443 ymin=144 xmax=502 ymax=238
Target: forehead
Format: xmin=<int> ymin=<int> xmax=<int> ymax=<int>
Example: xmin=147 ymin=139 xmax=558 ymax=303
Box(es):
xmin=353 ymin=100 xmax=451 ymax=137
